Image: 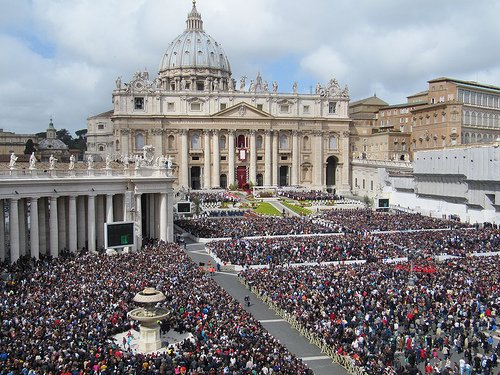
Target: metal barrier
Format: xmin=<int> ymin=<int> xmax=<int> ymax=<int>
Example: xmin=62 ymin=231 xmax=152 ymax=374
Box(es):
xmin=240 ymin=278 xmax=368 ymax=375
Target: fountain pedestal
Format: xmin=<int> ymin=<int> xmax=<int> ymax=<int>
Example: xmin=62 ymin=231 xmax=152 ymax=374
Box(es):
xmin=128 ymin=288 xmax=170 ymax=353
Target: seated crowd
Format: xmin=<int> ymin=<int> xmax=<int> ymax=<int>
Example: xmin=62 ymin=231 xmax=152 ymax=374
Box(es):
xmin=0 ymin=242 xmax=311 ymax=374
xmin=277 ymin=190 xmax=342 ymax=203
xmin=240 ymin=257 xmax=500 ymax=374
xmin=185 ymin=192 xmax=239 ymax=204
xmin=175 ymin=217 xmax=335 ymax=238
xmin=318 ymin=209 xmax=471 ymax=233
xmin=207 ymin=228 xmax=500 ymax=266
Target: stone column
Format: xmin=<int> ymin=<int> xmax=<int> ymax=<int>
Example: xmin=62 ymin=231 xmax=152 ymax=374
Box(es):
xmin=38 ymin=198 xmax=47 ymax=255
xmin=0 ymin=200 xmax=4 ymax=262
xmin=212 ymin=129 xmax=220 ymax=187
xmin=69 ymin=196 xmax=77 ymax=253
xmin=77 ymin=196 xmax=86 ymax=250
xmin=180 ymin=130 xmax=189 ymax=188
xmin=228 ymin=130 xmax=235 ymax=186
xmin=49 ymin=196 xmax=58 ymax=258
xmin=340 ymin=130 xmax=351 ymax=194
xmin=203 ymin=130 xmax=211 ymax=189
xmin=88 ymin=195 xmax=96 ymax=253
xmin=264 ymin=130 xmax=272 ymax=186
xmin=272 ymin=130 xmax=279 ymax=186
xmin=18 ymin=199 xmax=27 ymax=257
xmin=106 ymin=194 xmax=114 ymax=223
xmin=30 ymin=197 xmax=39 ymax=259
xmin=96 ymin=195 xmax=104 ymax=250
xmin=9 ymin=198 xmax=20 ymax=263
xmin=135 ymin=193 xmax=142 ymax=250
xmin=167 ymin=190 xmax=174 ymax=242
xmin=314 ymin=131 xmax=324 ymax=188
xmin=292 ymin=130 xmax=300 ymax=185
xmin=57 ymin=197 xmax=67 ymax=252
xmin=249 ymin=130 xmax=257 ymax=184
xmin=160 ymin=193 xmax=167 ymax=242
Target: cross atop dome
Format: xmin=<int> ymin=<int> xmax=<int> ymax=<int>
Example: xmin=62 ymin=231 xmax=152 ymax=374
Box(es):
xmin=186 ymin=0 xmax=203 ymax=31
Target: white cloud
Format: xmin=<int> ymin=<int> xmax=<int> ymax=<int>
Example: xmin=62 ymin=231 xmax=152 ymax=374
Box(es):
xmin=0 ymin=0 xmax=500 ymax=134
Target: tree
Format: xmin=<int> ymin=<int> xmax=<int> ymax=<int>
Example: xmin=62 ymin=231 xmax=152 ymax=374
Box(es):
xmin=56 ymin=129 xmax=73 ymax=145
xmin=24 ymin=139 xmax=36 ymax=154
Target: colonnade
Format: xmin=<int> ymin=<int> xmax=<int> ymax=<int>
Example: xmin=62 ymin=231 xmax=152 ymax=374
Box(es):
xmin=177 ymin=129 xmax=329 ymax=189
xmin=0 ymin=190 xmax=174 ymax=264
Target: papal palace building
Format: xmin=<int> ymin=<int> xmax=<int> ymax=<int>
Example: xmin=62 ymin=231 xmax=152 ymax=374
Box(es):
xmin=86 ymin=2 xmax=352 ymax=194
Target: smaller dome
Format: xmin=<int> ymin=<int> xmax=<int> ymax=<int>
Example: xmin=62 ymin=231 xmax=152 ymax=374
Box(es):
xmin=38 ymin=138 xmax=68 ymax=151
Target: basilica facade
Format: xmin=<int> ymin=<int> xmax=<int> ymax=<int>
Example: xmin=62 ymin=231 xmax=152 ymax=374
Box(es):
xmin=86 ymin=2 xmax=352 ymax=194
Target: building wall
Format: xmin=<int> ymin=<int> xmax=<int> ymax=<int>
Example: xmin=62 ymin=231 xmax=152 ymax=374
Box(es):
xmin=0 ymin=130 xmax=38 ymax=155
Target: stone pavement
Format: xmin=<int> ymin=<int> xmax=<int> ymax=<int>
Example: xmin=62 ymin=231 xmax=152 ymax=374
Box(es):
xmin=183 ymin=239 xmax=349 ymax=375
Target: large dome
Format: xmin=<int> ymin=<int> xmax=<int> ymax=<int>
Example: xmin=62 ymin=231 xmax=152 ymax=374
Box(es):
xmin=158 ymin=1 xmax=232 ymax=92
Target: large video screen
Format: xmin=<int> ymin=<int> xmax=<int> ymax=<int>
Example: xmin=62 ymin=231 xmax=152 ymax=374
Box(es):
xmin=177 ymin=202 xmax=191 ymax=214
xmin=105 ymin=221 xmax=135 ymax=249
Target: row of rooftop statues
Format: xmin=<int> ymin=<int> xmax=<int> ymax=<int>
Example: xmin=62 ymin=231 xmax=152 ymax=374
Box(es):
xmin=9 ymin=151 xmax=173 ymax=171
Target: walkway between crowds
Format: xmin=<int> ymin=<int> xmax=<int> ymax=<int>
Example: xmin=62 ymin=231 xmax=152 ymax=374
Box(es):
xmin=183 ymin=239 xmax=350 ymax=375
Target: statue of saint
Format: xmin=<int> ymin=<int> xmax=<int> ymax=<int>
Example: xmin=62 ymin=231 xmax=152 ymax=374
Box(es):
xmin=115 ymin=76 xmax=122 ymax=89
xmin=293 ymin=82 xmax=298 ymax=94
xmin=248 ymin=80 xmax=255 ymax=92
xmin=228 ymin=78 xmax=234 ymax=91
xmin=68 ymin=154 xmax=75 ymax=170
xmin=240 ymin=76 xmax=246 ymax=90
xmin=272 ymin=81 xmax=278 ymax=93
xmin=9 ymin=152 xmax=17 ymax=169
xmin=49 ymin=154 xmax=57 ymax=170
xmin=263 ymin=81 xmax=269 ymax=93
xmin=29 ymin=152 xmax=36 ymax=170
xmin=122 ymin=154 xmax=129 ymax=169
xmin=87 ymin=154 xmax=94 ymax=169
xmin=166 ymin=155 xmax=173 ymax=169
xmin=105 ymin=154 xmax=111 ymax=169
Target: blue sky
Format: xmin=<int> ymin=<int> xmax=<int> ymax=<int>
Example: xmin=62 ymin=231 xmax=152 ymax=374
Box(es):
xmin=1 ymin=0 xmax=500 ymax=135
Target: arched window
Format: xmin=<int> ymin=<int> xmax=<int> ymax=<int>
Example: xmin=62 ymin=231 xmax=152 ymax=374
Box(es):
xmin=256 ymin=174 xmax=263 ymax=186
xmin=219 ymin=135 xmax=226 ymax=149
xmin=329 ymin=136 xmax=337 ymax=150
xmin=256 ymin=135 xmax=263 ymax=149
xmin=168 ymin=135 xmax=175 ymax=149
xmin=191 ymin=133 xmax=200 ymax=149
xmin=279 ymin=134 xmax=289 ymax=149
xmin=303 ymin=136 xmax=310 ymax=150
xmin=135 ymin=133 xmax=145 ymax=149
xmin=98 ymin=145 xmax=105 ymax=152
xmin=115 ymin=140 xmax=120 ymax=151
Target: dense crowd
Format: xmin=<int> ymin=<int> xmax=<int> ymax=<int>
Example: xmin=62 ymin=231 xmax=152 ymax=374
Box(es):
xmin=207 ymin=228 xmax=500 ymax=266
xmin=318 ymin=209 xmax=470 ymax=233
xmin=175 ymin=217 xmax=335 ymax=238
xmin=240 ymin=257 xmax=500 ymax=374
xmin=277 ymin=190 xmax=341 ymax=203
xmin=185 ymin=192 xmax=239 ymax=204
xmin=0 ymin=243 xmax=311 ymax=374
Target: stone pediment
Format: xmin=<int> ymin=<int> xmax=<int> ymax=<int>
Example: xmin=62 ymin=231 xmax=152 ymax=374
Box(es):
xmin=213 ymin=102 xmax=273 ymax=119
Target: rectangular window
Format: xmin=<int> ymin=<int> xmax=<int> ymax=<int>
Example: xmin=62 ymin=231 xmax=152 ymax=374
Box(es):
xmin=134 ymin=97 xmax=144 ymax=110
xmin=191 ymin=102 xmax=201 ymax=111
xmin=196 ymin=82 xmax=204 ymax=91
xmin=280 ymin=156 xmax=288 ymax=161
xmin=362 ymin=179 xmax=365 ymax=189
xmin=303 ymin=105 xmax=310 ymax=114
xmin=280 ymin=104 xmax=290 ymax=113
xmin=192 ymin=156 xmax=199 ymax=161
xmin=257 ymin=156 xmax=263 ymax=161
xmin=167 ymin=102 xmax=175 ymax=112
xmin=221 ymin=156 xmax=227 ymax=161
xmin=355 ymin=178 xmax=358 ymax=187
xmin=370 ymin=181 xmax=373 ymax=190
xmin=257 ymin=104 xmax=263 ymax=111
xmin=98 ymin=124 xmax=104 ymax=130
xmin=220 ymin=103 xmax=227 ymax=111
xmin=328 ymin=101 xmax=337 ymax=114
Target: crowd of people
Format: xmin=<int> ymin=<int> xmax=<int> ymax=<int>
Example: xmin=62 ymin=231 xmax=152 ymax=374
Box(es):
xmin=240 ymin=257 xmax=500 ymax=374
xmin=175 ymin=217 xmax=335 ymax=238
xmin=0 ymin=242 xmax=312 ymax=374
xmin=277 ymin=190 xmax=342 ymax=203
xmin=318 ymin=209 xmax=470 ymax=233
xmin=185 ymin=191 xmax=239 ymax=204
xmin=206 ymin=228 xmax=500 ymax=266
